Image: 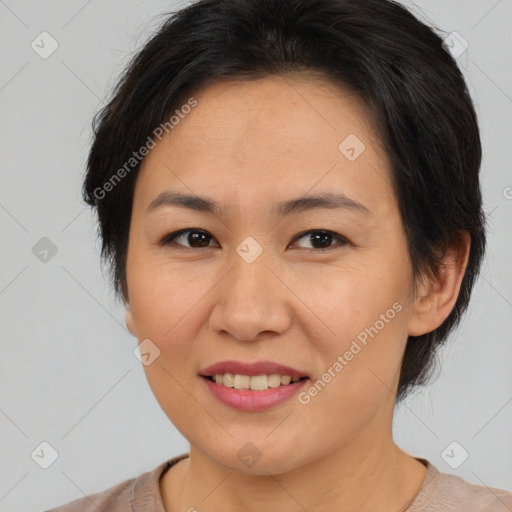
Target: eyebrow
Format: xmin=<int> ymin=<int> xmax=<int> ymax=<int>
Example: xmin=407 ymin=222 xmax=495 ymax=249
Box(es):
xmin=146 ymin=190 xmax=371 ymax=217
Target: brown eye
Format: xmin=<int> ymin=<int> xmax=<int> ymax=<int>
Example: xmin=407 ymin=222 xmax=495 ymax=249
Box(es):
xmin=291 ymin=230 xmax=349 ymax=251
xmin=160 ymin=228 xmax=349 ymax=252
xmin=161 ymin=229 xmax=217 ymax=249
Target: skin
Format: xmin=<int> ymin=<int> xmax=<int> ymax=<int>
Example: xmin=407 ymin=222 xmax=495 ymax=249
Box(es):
xmin=124 ymin=74 xmax=470 ymax=511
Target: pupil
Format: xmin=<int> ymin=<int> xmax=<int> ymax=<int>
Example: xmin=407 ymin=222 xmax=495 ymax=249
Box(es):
xmin=189 ymin=232 xmax=209 ymax=247
xmin=312 ymin=232 xmax=332 ymax=249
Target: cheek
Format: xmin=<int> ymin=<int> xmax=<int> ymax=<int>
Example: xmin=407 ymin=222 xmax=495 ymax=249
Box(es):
xmin=300 ymin=259 xmax=410 ymax=406
xmin=126 ymin=257 xmax=224 ymax=425
xmin=300 ymin=309 xmax=407 ymax=444
xmin=127 ymin=251 xmax=207 ymax=338
xmin=127 ymin=259 xmax=208 ymax=431
xmin=304 ymin=256 xmax=407 ymax=337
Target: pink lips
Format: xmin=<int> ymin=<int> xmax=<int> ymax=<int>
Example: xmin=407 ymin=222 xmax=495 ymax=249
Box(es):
xmin=201 ymin=376 xmax=308 ymax=411
xmin=199 ymin=360 xmax=310 ymax=411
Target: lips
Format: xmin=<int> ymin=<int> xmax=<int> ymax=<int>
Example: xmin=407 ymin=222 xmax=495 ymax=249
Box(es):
xmin=199 ymin=360 xmax=309 ymax=379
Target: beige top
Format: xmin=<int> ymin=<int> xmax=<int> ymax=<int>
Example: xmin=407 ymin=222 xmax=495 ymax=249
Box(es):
xmin=45 ymin=453 xmax=512 ymax=511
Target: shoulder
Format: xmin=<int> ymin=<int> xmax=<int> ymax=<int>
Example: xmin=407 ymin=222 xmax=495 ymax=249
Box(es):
xmin=44 ymin=477 xmax=133 ymax=512
xmin=43 ymin=454 xmax=189 ymax=512
xmin=408 ymin=459 xmax=512 ymax=512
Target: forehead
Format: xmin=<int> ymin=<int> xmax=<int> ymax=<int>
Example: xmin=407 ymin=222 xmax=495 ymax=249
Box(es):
xmin=181 ymin=74 xmax=377 ymax=152
xmin=135 ymin=74 xmax=394 ymax=218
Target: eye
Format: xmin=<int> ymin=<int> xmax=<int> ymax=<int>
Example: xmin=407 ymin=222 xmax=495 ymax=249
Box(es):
xmin=160 ymin=228 xmax=217 ymax=249
xmin=290 ymin=230 xmax=349 ymax=252
xmin=160 ymin=228 xmax=349 ymax=251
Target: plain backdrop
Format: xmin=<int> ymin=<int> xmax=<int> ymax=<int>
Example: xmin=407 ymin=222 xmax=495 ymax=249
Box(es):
xmin=0 ymin=0 xmax=511 ymax=510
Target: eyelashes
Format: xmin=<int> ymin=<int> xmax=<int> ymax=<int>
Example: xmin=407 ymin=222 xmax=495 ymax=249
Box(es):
xmin=159 ymin=228 xmax=350 ymax=252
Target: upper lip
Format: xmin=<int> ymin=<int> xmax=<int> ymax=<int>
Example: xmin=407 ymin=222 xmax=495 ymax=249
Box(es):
xmin=199 ymin=360 xmax=309 ymax=379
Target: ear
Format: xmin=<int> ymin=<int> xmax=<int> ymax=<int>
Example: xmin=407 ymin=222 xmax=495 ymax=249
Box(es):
xmin=407 ymin=231 xmax=471 ymax=337
xmin=125 ymin=302 xmax=138 ymax=338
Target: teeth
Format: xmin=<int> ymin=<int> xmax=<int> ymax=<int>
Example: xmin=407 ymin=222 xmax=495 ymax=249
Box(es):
xmin=281 ymin=375 xmax=291 ymax=386
xmin=210 ymin=373 xmax=303 ymax=390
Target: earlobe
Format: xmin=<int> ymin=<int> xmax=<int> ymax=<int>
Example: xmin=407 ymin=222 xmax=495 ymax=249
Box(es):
xmin=125 ymin=303 xmax=138 ymax=338
xmin=407 ymin=231 xmax=471 ymax=337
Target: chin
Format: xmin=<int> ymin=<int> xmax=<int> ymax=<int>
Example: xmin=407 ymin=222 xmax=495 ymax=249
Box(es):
xmin=203 ymin=440 xmax=310 ymax=476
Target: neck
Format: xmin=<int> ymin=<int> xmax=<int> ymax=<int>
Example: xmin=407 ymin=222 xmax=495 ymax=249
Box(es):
xmin=161 ymin=431 xmax=427 ymax=511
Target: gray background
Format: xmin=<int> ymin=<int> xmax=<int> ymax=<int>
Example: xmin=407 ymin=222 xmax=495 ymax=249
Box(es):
xmin=0 ymin=0 xmax=511 ymax=510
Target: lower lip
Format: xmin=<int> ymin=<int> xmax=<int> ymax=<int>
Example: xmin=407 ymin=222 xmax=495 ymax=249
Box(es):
xmin=201 ymin=376 xmax=309 ymax=411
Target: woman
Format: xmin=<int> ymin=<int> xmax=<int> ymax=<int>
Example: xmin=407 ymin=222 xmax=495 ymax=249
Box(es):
xmin=47 ymin=0 xmax=512 ymax=510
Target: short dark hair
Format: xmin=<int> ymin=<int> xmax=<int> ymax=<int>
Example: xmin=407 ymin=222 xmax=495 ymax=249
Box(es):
xmin=83 ymin=0 xmax=485 ymax=401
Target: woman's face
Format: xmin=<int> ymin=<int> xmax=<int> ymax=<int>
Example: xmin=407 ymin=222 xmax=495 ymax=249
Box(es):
xmin=125 ymin=75 xmax=419 ymax=474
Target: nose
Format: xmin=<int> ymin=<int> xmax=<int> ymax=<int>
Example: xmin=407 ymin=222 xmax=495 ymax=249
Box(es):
xmin=208 ymin=247 xmax=292 ymax=342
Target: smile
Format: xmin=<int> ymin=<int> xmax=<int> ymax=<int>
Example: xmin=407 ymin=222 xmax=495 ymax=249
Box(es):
xmin=206 ymin=373 xmax=306 ymax=391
